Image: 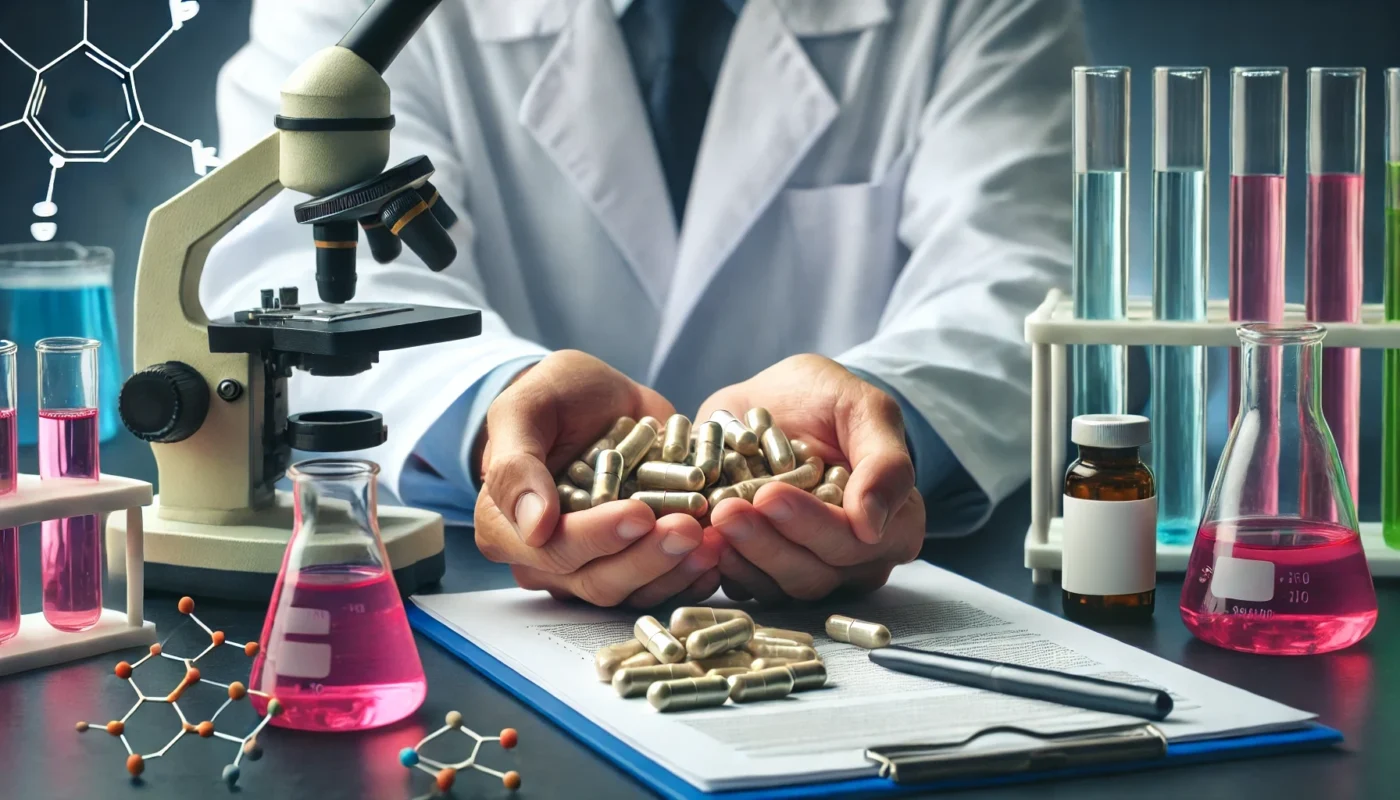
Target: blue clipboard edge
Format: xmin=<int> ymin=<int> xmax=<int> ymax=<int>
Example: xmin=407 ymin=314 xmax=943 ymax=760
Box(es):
xmin=408 ymin=605 xmax=1342 ymax=800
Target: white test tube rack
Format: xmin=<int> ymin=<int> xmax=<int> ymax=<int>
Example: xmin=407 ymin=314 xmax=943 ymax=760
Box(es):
xmin=1024 ymin=288 xmax=1400 ymax=585
xmin=0 ymin=474 xmax=157 ymax=675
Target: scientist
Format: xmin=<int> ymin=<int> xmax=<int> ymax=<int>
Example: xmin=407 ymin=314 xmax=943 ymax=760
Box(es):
xmin=204 ymin=0 xmax=1084 ymax=607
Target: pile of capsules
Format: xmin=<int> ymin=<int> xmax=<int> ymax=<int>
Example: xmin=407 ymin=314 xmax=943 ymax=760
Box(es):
xmin=595 ymin=608 xmax=892 ymax=712
xmin=556 ymin=410 xmax=850 ymax=517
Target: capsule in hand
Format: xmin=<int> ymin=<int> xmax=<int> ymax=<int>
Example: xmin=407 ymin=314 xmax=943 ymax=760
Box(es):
xmin=710 ymin=410 xmax=760 ymax=456
xmin=612 ymin=662 xmax=703 ymax=697
xmin=773 ymin=458 xmax=823 ymax=491
xmin=582 ymin=438 xmax=614 ymax=466
xmin=662 ymin=414 xmax=692 ymax=462
xmin=669 ymin=607 xmax=754 ymax=639
xmin=694 ymin=421 xmax=724 ymax=485
xmin=616 ymin=419 xmax=660 ymax=477
xmin=568 ymin=460 xmax=595 ymax=488
xmin=632 ymin=491 xmax=708 ymax=517
xmin=686 ymin=617 xmax=755 ymax=659
xmin=760 ymin=424 xmax=796 ymax=474
xmin=635 ymin=615 xmax=686 ymax=663
xmin=743 ymin=407 xmax=773 ymax=438
xmin=784 ymin=660 xmax=828 ymax=691
xmin=823 ymin=465 xmax=850 ymax=490
xmin=746 ymin=454 xmax=771 ymax=478
xmin=721 ymin=450 xmax=754 ymax=484
xmin=825 ymin=615 xmax=891 ymax=649
xmin=647 ymin=675 xmax=731 ymax=712
xmin=566 ymin=487 xmax=593 ymax=512
xmin=636 ymin=462 xmax=706 ymax=491
xmin=727 ymin=667 xmax=794 ymax=703
xmin=813 ymin=483 xmax=844 ymax=506
xmin=594 ymin=640 xmax=646 ymax=682
xmin=590 ymin=450 xmax=624 ymax=506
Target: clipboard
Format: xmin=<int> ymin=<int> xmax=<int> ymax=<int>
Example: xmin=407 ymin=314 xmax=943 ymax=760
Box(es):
xmin=408 ymin=605 xmax=1342 ymax=799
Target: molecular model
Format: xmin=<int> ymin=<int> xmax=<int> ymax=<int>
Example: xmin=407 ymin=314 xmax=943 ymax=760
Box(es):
xmin=0 ymin=0 xmax=221 ymax=242
xmin=399 ymin=711 xmax=522 ymax=796
xmin=76 ymin=597 xmax=280 ymax=788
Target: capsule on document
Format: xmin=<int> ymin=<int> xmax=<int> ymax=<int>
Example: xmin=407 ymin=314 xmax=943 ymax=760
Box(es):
xmin=693 ymin=650 xmax=754 ymax=671
xmin=613 ymin=663 xmax=702 ymax=697
xmin=590 ymin=450 xmax=624 ymax=506
xmin=784 ymin=660 xmax=828 ymax=691
xmin=825 ymin=615 xmax=891 ymax=649
xmin=620 ymin=651 xmax=660 ymax=670
xmin=583 ymin=438 xmax=614 ymax=467
xmin=755 ymin=627 xmax=815 ymax=646
xmin=710 ymin=410 xmax=760 ymax=455
xmin=594 ymin=640 xmax=646 ymax=682
xmin=743 ymin=407 xmax=773 ymax=438
xmin=727 ymin=667 xmax=794 ymax=703
xmin=751 ymin=635 xmax=802 ymax=648
xmin=637 ymin=462 xmax=706 ymax=492
xmin=746 ymin=454 xmax=771 ymax=478
xmin=814 ymin=483 xmax=844 ymax=506
xmin=721 ymin=451 xmax=753 ymax=484
xmin=633 ymin=491 xmax=707 ymax=517
xmin=635 ymin=615 xmax=686 ymax=663
xmin=616 ymin=419 xmax=659 ymax=477
xmin=747 ymin=640 xmax=818 ymax=662
xmin=647 ymin=675 xmax=731 ymax=712
xmin=686 ymin=617 xmax=755 ymax=659
xmin=761 ymin=424 xmax=796 ymax=474
xmin=824 ymin=466 xmax=851 ymax=490
xmin=694 ymin=421 xmax=724 ymax=484
xmin=706 ymin=667 xmax=751 ymax=678
xmin=750 ymin=657 xmax=798 ymax=671
xmin=568 ymin=460 xmax=595 ymax=488
xmin=773 ymin=459 xmax=823 ymax=491
xmin=662 ymin=415 xmax=692 ymax=462
xmin=670 ymin=607 xmax=754 ymax=639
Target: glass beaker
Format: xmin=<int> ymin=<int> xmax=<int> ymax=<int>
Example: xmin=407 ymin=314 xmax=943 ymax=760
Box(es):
xmin=1181 ymin=323 xmax=1377 ymax=655
xmin=249 ymin=459 xmax=426 ymax=731
xmin=0 ymin=243 xmax=122 ymax=445
xmin=0 ymin=340 xmax=17 ymax=643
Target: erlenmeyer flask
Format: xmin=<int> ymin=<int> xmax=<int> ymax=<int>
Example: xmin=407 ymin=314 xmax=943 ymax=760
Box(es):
xmin=249 ymin=459 xmax=427 ymax=730
xmin=1182 ymin=323 xmax=1376 ymax=655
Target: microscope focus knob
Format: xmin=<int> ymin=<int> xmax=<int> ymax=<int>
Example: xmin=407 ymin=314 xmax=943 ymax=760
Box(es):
xmin=119 ymin=362 xmax=211 ymax=444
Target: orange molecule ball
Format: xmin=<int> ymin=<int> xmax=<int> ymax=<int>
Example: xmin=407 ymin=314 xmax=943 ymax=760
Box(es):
xmin=186 ymin=667 xmax=201 ymax=684
xmin=178 ymin=596 xmax=195 ymax=614
xmin=126 ymin=754 xmax=144 ymax=777
xmin=435 ymin=768 xmax=457 ymax=792
xmin=149 ymin=643 xmax=162 ymax=656
xmin=211 ymin=630 xmax=226 ymax=646
xmin=114 ymin=662 xmax=133 ymax=680
xmin=228 ymin=681 xmax=247 ymax=701
xmin=106 ymin=721 xmax=125 ymax=736
xmin=197 ymin=721 xmax=215 ymax=738
xmin=503 ymin=771 xmax=522 ymax=791
xmin=499 ymin=728 xmax=518 ymax=749
xmin=244 ymin=642 xmax=259 ymax=657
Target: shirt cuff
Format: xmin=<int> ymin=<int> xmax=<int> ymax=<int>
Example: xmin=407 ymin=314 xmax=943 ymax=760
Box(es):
xmin=399 ymin=355 xmax=543 ymax=526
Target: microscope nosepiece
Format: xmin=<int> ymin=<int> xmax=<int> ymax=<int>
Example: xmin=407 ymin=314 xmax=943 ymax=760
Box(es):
xmin=314 ymin=221 xmax=359 ymax=303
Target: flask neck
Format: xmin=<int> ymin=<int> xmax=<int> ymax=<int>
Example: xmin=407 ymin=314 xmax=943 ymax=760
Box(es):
xmin=289 ymin=459 xmax=381 ymax=543
xmin=1237 ymin=337 xmax=1323 ymax=416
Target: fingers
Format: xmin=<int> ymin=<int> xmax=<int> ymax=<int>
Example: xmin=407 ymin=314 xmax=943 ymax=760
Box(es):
xmin=718 ymin=547 xmax=787 ymax=605
xmin=711 ymin=499 xmax=842 ymax=601
xmin=476 ymin=496 xmax=656 ymax=573
xmin=720 ymin=576 xmax=754 ymax=602
xmin=484 ymin=369 xmax=562 ymax=544
xmin=670 ymin=568 xmax=723 ymax=607
xmin=625 ymin=533 xmax=725 ymax=608
xmin=514 ymin=514 xmax=706 ymax=607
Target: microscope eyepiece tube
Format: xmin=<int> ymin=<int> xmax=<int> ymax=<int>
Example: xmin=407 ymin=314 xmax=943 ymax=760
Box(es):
xmin=360 ymin=215 xmax=403 ymax=263
xmin=381 ymin=191 xmax=456 ymax=271
xmin=314 ymin=221 xmax=359 ymax=303
xmin=338 ymin=0 xmax=443 ymax=74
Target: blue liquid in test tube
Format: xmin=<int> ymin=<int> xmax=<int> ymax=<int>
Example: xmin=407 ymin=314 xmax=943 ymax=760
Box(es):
xmin=1151 ymin=68 xmax=1209 ymax=544
xmin=1073 ymin=67 xmax=1129 ymax=417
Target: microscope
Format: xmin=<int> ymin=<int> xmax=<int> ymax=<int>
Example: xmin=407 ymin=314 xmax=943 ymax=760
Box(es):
xmin=106 ymin=0 xmax=475 ymax=599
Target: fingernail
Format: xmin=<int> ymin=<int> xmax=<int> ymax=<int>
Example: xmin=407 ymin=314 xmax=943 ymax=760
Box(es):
xmin=617 ymin=517 xmax=650 ymax=540
xmin=662 ymin=532 xmax=700 ymax=556
xmin=763 ymin=498 xmax=796 ymax=522
xmin=514 ymin=492 xmax=545 ymax=542
xmin=863 ymin=493 xmax=890 ymax=541
xmin=717 ymin=516 xmax=753 ymax=542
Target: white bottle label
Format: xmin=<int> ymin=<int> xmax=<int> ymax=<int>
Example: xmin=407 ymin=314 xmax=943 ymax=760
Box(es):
xmin=1061 ymin=495 xmax=1158 ymax=596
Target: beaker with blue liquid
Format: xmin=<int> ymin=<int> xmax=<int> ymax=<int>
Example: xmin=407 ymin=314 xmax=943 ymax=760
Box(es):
xmin=0 ymin=243 xmax=122 ymax=444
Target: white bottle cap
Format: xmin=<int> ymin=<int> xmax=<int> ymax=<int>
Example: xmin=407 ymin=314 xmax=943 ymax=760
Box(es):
xmin=1071 ymin=414 xmax=1150 ymax=448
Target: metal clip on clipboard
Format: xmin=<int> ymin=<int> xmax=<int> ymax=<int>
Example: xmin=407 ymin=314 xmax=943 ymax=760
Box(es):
xmin=865 ymin=724 xmax=1168 ymax=784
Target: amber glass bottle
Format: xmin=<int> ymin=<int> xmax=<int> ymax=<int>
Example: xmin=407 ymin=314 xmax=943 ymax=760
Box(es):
xmin=1062 ymin=414 xmax=1157 ymax=624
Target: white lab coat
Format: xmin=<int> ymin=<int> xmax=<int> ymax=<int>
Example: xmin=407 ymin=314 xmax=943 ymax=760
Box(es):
xmin=204 ymin=0 xmax=1085 ymax=529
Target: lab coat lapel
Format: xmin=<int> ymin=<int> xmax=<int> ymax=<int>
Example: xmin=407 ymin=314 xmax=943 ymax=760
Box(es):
xmin=648 ymin=0 xmax=838 ymax=379
xmin=518 ymin=0 xmax=677 ymax=309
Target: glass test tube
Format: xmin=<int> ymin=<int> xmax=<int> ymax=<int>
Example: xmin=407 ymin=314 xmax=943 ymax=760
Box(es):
xmin=0 ymin=340 xmax=17 ymax=643
xmin=37 ymin=337 xmax=102 ymax=632
xmin=1303 ymin=68 xmax=1365 ymax=516
xmin=1072 ymin=67 xmax=1129 ymax=418
xmin=1383 ymin=69 xmax=1400 ymax=547
xmin=1151 ymin=68 xmax=1209 ymax=544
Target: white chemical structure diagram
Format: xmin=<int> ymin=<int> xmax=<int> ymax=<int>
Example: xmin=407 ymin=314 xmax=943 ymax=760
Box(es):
xmin=0 ymin=0 xmax=220 ymax=241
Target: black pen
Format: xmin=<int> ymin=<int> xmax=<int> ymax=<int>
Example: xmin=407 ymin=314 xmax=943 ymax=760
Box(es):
xmin=869 ymin=646 xmax=1173 ymax=721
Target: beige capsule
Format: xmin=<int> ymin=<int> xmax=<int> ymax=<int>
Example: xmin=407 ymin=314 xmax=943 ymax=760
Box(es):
xmin=825 ymin=615 xmax=892 ymax=649
xmin=602 ymin=417 xmax=637 ymax=445
xmin=755 ymin=627 xmax=816 ymax=646
xmin=751 ymin=635 xmax=803 ymax=648
xmin=761 ymin=424 xmax=797 ymax=474
xmin=784 ymin=660 xmax=828 ymax=691
xmin=633 ymin=491 xmax=708 ymax=517
xmin=731 ymin=475 xmax=774 ymax=502
xmin=647 ymin=675 xmax=731 ymax=712
xmin=747 ymin=640 xmax=818 ymax=661
xmin=686 ymin=617 xmax=755 ymax=659
xmin=638 ymin=416 xmax=663 ymax=434
xmin=594 ymin=640 xmax=646 ymax=682
xmin=773 ymin=459 xmax=823 ymax=491
xmin=670 ymin=607 xmax=754 ymax=639
xmin=743 ymin=407 xmax=773 ymax=438
xmin=824 ymin=466 xmax=851 ymax=490
xmin=637 ymin=462 xmax=707 ymax=492
xmin=568 ymin=460 xmax=595 ymax=489
xmin=635 ymin=615 xmax=686 ymax=663
xmin=727 ymin=667 xmax=795 ymax=703
xmin=750 ymin=657 xmax=798 ymax=671
xmin=590 ymin=450 xmax=624 ymax=506
xmin=612 ymin=662 xmax=703 ymax=698
xmin=789 ymin=439 xmax=815 ymax=465
xmin=583 ymin=438 xmax=614 ymax=467
xmin=710 ymin=410 xmax=760 ymax=455
xmin=746 ymin=454 xmax=771 ymax=478
xmin=721 ymin=451 xmax=753 ymax=484
xmin=692 ymin=650 xmax=754 ymax=671
xmin=694 ymin=421 xmax=724 ymax=485
xmin=706 ymin=667 xmax=751 ymax=678
xmin=567 ymin=487 xmax=593 ymax=513
xmin=619 ymin=651 xmax=661 ymax=670
xmin=662 ymin=414 xmax=692 ymax=462
xmin=813 ymin=483 xmax=844 ymax=506
xmin=616 ymin=420 xmax=660 ymax=477
xmin=556 ymin=483 xmax=576 ymax=508
xmin=646 ymin=443 xmax=664 ymax=463
xmin=708 ymin=486 xmax=740 ymax=508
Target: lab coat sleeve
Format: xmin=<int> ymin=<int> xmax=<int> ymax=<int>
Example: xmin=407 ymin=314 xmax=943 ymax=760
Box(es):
xmin=201 ymin=0 xmax=549 ymax=501
xmin=836 ymin=0 xmax=1085 ymax=532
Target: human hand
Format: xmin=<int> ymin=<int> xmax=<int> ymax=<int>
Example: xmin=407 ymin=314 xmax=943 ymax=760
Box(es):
xmin=477 ymin=350 xmax=723 ymax=607
xmin=696 ymin=355 xmax=924 ymax=604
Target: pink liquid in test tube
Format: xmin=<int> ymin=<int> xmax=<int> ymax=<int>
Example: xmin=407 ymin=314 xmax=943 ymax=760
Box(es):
xmin=1 ymin=406 xmax=18 ymax=643
xmin=39 ymin=408 xmax=102 ymax=631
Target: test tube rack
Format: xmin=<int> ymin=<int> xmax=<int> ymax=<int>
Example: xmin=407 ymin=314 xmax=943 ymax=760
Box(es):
xmin=1024 ymin=289 xmax=1400 ymax=585
xmin=0 ymin=474 xmax=156 ymax=675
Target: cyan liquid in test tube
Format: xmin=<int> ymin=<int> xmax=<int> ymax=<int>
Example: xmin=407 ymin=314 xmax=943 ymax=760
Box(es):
xmin=1151 ymin=68 xmax=1208 ymax=544
xmin=1072 ymin=67 xmax=1129 ymax=417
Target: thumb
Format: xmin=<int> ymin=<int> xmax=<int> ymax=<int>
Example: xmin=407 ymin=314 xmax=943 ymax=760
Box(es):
xmin=840 ymin=384 xmax=915 ymax=545
xmin=483 ymin=385 xmax=561 ymax=548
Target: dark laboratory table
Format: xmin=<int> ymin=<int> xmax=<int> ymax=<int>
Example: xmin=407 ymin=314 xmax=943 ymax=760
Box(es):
xmin=0 ymin=437 xmax=1393 ymax=800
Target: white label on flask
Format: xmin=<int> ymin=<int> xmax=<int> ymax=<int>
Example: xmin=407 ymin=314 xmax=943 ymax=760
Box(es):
xmin=1210 ymin=555 xmax=1275 ymax=602
xmin=272 ymin=640 xmax=332 ymax=679
xmin=1061 ymin=496 xmax=1157 ymax=596
xmin=281 ymin=607 xmax=331 ymax=636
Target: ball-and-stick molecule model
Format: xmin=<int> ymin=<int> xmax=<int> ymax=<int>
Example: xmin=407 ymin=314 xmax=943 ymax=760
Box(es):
xmin=75 ymin=597 xmax=281 ymax=787
xmin=399 ymin=710 xmax=521 ymax=796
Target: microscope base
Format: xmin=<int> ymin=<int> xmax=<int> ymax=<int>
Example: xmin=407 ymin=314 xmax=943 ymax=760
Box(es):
xmin=106 ymin=492 xmax=446 ymax=601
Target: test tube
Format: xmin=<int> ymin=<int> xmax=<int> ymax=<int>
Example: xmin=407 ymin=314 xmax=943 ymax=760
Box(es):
xmin=1151 ymin=68 xmax=1208 ymax=544
xmin=1382 ymin=69 xmax=1400 ymax=547
xmin=37 ymin=337 xmax=102 ymax=632
xmin=1072 ymin=67 xmax=1129 ymax=418
xmin=1303 ymin=68 xmax=1365 ymax=516
xmin=0 ymin=340 xmax=18 ymax=643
